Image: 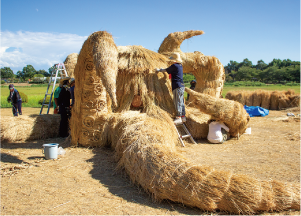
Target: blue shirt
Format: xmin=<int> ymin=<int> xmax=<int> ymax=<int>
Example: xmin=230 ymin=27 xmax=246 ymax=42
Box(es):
xmin=166 ymin=63 xmax=184 ymax=91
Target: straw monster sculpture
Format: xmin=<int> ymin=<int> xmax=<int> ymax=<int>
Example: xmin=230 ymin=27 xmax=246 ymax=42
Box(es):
xmin=69 ymin=30 xmax=300 ymax=214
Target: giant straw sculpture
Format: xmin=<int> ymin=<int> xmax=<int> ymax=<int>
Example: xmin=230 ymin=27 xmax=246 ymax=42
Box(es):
xmin=68 ymin=30 xmax=300 ymax=214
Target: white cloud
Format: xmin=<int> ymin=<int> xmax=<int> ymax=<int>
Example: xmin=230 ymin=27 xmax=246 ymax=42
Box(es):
xmin=0 ymin=31 xmax=87 ymax=72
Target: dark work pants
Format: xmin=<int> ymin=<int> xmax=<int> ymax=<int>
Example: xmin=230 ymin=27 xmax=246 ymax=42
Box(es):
xmin=12 ymin=101 xmax=22 ymax=116
xmin=59 ymin=107 xmax=70 ymax=137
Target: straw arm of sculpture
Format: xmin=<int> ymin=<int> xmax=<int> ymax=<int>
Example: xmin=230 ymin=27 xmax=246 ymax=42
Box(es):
xmin=106 ymin=112 xmax=300 ymax=214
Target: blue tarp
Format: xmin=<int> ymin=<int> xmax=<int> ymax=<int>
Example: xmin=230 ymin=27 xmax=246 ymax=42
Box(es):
xmin=244 ymin=105 xmax=269 ymax=117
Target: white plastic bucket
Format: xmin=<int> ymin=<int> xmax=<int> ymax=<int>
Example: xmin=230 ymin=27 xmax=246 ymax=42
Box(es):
xmin=42 ymin=143 xmax=59 ymax=159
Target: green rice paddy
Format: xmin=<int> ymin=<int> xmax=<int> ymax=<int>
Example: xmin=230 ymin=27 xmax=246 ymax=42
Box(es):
xmin=1 ymin=84 xmax=299 ymax=108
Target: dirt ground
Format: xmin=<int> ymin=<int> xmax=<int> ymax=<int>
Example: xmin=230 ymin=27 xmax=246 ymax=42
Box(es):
xmin=1 ymin=107 xmax=300 ymax=215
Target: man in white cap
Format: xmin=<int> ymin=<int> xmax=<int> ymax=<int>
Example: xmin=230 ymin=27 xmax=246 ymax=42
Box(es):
xmin=156 ymin=53 xmax=186 ymax=124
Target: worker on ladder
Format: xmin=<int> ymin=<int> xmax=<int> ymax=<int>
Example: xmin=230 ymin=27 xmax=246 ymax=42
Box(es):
xmin=57 ymin=77 xmax=71 ymax=137
xmin=156 ymin=53 xmax=186 ymax=125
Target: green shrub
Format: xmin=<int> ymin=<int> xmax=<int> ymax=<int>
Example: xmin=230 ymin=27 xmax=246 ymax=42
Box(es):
xmin=1 ymin=80 xmax=5 ymax=84
xmin=19 ymin=92 xmax=28 ymax=103
xmin=38 ymin=97 xmax=53 ymax=107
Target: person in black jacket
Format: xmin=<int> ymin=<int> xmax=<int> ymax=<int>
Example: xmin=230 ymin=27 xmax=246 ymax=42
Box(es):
xmin=7 ymin=84 xmax=22 ymax=116
xmin=57 ymin=78 xmax=71 ymax=137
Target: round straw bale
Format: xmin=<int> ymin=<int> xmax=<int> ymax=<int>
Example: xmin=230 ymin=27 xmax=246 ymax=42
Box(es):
xmin=185 ymin=88 xmax=250 ymax=137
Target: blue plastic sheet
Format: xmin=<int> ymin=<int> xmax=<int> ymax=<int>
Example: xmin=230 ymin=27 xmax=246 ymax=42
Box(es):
xmin=243 ymin=105 xmax=269 ymax=117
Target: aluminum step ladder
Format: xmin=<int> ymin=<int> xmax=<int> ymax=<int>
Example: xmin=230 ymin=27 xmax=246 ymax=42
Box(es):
xmin=175 ymin=122 xmax=197 ymax=147
xmin=39 ymin=63 xmax=68 ymax=114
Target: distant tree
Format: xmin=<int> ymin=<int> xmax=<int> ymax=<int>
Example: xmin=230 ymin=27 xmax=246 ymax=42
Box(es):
xmin=0 ymin=67 xmax=14 ymax=79
xmin=236 ymin=66 xmax=253 ymax=81
xmin=256 ymin=60 xmax=267 ymax=70
xmin=268 ymin=58 xmax=282 ymax=68
xmin=16 ymin=70 xmax=24 ymax=79
xmin=238 ymin=58 xmax=253 ymax=68
xmin=225 ymin=60 xmax=239 ymax=74
xmin=36 ymin=69 xmax=50 ymax=77
xmin=22 ymin=65 xmax=36 ymax=79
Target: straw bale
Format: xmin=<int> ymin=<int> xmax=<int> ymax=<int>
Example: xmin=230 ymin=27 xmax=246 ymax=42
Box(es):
xmin=185 ymin=88 xmax=250 ymax=137
xmin=245 ymin=91 xmax=253 ymax=106
xmin=226 ymin=91 xmax=246 ymax=105
xmin=185 ymin=107 xmax=211 ymax=139
xmin=288 ymin=95 xmax=300 ymax=108
xmin=278 ymin=94 xmax=290 ymax=110
xmin=225 ymin=91 xmax=235 ymax=100
xmin=270 ymin=91 xmax=281 ymax=110
xmin=261 ymin=90 xmax=271 ymax=109
xmin=252 ymin=90 xmax=262 ymax=107
xmin=1 ymin=115 xmax=60 ymax=142
xmin=64 ymin=53 xmax=78 ymax=78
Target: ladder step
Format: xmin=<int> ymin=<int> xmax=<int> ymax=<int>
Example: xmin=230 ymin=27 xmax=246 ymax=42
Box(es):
xmin=42 ymin=104 xmax=49 ymax=106
xmin=181 ymin=135 xmax=191 ymax=139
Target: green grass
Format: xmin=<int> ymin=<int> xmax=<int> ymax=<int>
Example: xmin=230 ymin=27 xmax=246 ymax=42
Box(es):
xmin=1 ymin=86 xmax=58 ymax=108
xmin=1 ymin=84 xmax=299 ymax=107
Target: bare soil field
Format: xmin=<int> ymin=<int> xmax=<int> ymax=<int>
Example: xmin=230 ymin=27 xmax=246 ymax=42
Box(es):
xmin=1 ymin=107 xmax=300 ymax=215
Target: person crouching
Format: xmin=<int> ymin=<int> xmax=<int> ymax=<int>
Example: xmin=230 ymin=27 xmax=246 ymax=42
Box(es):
xmin=207 ymin=120 xmax=230 ymax=144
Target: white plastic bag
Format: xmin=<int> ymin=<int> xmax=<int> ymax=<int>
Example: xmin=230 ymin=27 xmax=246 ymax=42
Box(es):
xmin=57 ymin=147 xmax=66 ymax=155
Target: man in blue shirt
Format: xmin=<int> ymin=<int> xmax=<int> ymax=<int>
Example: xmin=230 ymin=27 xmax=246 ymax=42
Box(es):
xmin=157 ymin=53 xmax=186 ymax=124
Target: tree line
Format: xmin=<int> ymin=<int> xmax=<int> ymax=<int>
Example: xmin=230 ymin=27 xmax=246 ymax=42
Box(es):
xmin=0 ymin=65 xmax=58 ymax=81
xmin=224 ymin=58 xmax=300 ymax=83
xmin=1 ymin=58 xmax=300 ymax=84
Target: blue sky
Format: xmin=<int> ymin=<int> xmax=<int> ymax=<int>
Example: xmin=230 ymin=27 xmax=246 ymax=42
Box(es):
xmin=1 ymin=0 xmax=300 ymax=73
